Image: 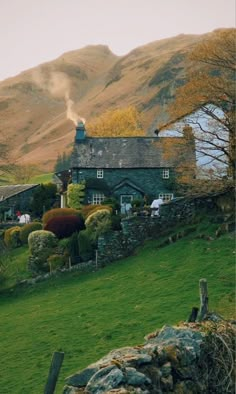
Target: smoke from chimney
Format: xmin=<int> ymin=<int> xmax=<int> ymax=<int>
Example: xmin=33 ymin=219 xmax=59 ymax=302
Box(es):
xmin=31 ymin=69 xmax=86 ymax=125
xmin=64 ymin=92 xmax=85 ymax=126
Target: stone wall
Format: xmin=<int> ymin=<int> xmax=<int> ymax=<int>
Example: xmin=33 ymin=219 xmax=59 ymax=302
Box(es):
xmin=97 ymin=188 xmax=235 ymax=267
xmin=62 ymin=320 xmax=235 ymax=393
xmin=160 ymin=187 xmax=235 ymax=224
xmin=97 ymin=217 xmax=163 ymax=266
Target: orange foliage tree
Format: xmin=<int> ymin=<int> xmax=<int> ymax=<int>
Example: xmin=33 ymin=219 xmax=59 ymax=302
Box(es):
xmin=86 ymin=106 xmax=144 ymax=137
xmin=159 ymin=29 xmax=236 ymax=182
xmin=161 ymin=126 xmax=199 ymax=194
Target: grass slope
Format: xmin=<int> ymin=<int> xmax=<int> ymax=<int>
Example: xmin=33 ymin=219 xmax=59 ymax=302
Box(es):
xmin=0 ymin=230 xmax=235 ymax=393
xmin=0 ymin=173 xmax=53 ymax=186
xmin=29 ymin=172 xmax=53 ymax=184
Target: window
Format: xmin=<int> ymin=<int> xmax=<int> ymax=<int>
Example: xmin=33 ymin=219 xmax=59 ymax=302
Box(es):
xmin=97 ymin=169 xmax=104 ymax=179
xmin=162 ymin=169 xmax=170 ymax=179
xmin=159 ymin=193 xmax=173 ymax=202
xmin=92 ymin=193 xmax=105 ymax=205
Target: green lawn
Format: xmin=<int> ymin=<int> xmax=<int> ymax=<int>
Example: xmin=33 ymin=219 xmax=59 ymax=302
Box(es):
xmin=0 ymin=230 xmax=235 ymax=393
xmin=0 ymin=173 xmax=53 ymax=186
xmin=29 ymin=173 xmax=54 ymax=184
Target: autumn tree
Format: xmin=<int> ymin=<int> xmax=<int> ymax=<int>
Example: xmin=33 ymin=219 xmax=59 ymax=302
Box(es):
xmin=86 ymin=106 xmax=144 ymax=137
xmin=159 ymin=29 xmax=236 ymax=181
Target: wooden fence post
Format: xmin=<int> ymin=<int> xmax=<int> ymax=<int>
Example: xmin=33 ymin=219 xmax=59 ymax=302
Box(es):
xmin=44 ymin=351 xmax=64 ymax=394
xmin=187 ymin=306 xmax=199 ymax=322
xmin=198 ymin=278 xmax=209 ymax=321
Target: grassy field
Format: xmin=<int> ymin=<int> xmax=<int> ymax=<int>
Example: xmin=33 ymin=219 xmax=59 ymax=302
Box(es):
xmin=29 ymin=173 xmax=53 ymax=184
xmin=0 ymin=173 xmax=53 ymax=186
xmin=0 ymin=227 xmax=235 ymax=393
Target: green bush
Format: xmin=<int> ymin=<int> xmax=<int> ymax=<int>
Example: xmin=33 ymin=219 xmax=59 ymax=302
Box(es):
xmin=78 ymin=229 xmax=96 ymax=261
xmin=19 ymin=222 xmax=42 ymax=244
xmin=102 ymin=197 xmax=120 ymax=213
xmin=30 ymin=183 xmax=57 ymax=218
xmin=58 ymin=238 xmax=71 ymax=255
xmin=4 ymin=226 xmax=21 ymax=249
xmin=42 ymin=208 xmax=81 ymax=227
xmin=67 ymin=232 xmax=80 ymax=264
xmin=67 ymin=183 xmax=85 ymax=210
xmin=85 ymin=208 xmax=112 ymax=240
xmin=28 ymin=230 xmax=57 ymax=254
xmin=0 ymin=240 xmax=9 ymax=283
xmin=47 ymin=254 xmax=65 ymax=272
xmin=81 ymin=204 xmax=112 ymax=220
xmin=28 ymin=230 xmax=58 ymax=274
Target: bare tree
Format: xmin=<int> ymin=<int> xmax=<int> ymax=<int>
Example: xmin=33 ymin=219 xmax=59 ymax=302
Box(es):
xmin=159 ymin=29 xmax=236 ymax=180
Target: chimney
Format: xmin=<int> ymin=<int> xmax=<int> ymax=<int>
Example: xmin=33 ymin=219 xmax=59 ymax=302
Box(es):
xmin=75 ymin=121 xmax=86 ymax=142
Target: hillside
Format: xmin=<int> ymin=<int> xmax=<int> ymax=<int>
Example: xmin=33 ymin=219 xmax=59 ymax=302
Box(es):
xmin=0 ymin=30 xmax=223 ymax=171
xmin=0 ymin=223 xmax=234 ymax=393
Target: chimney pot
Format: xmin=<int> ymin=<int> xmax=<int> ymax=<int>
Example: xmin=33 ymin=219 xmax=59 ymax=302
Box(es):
xmin=75 ymin=122 xmax=86 ymax=142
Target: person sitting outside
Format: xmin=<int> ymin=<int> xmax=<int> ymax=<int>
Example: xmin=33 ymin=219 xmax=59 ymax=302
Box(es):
xmin=150 ymin=197 xmax=163 ymax=217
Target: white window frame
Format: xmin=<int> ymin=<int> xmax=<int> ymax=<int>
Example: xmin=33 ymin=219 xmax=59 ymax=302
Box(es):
xmin=159 ymin=193 xmax=173 ymax=202
xmin=92 ymin=193 xmax=105 ymax=205
xmin=97 ymin=169 xmax=104 ymax=179
xmin=162 ymin=169 xmax=170 ymax=179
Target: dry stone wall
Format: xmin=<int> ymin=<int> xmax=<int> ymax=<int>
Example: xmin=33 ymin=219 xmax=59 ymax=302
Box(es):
xmin=62 ymin=323 xmax=221 ymax=393
xmin=97 ymin=217 xmax=163 ymax=266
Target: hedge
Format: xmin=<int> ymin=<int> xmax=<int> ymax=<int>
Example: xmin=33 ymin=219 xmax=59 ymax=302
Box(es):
xmin=42 ymin=208 xmax=81 ymax=227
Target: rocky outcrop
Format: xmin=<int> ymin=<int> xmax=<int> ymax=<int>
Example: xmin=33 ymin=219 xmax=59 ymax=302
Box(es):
xmin=63 ymin=324 xmax=210 ymax=393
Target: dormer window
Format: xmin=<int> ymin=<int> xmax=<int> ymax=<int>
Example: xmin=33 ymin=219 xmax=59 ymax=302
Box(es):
xmin=97 ymin=169 xmax=104 ymax=179
xmin=162 ymin=169 xmax=169 ymax=179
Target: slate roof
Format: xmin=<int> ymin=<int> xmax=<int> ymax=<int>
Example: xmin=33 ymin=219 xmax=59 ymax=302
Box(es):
xmin=0 ymin=184 xmax=39 ymax=202
xmin=71 ymin=136 xmax=195 ymax=169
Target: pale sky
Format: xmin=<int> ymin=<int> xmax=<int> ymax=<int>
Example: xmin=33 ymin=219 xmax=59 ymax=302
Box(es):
xmin=0 ymin=0 xmax=235 ymax=81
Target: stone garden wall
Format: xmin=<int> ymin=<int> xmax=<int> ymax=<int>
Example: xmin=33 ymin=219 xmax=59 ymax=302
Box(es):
xmin=97 ymin=217 xmax=164 ymax=266
xmin=97 ymin=188 xmax=235 ymax=266
xmin=159 ymin=187 xmax=234 ymax=224
xmin=62 ymin=319 xmax=235 ymax=393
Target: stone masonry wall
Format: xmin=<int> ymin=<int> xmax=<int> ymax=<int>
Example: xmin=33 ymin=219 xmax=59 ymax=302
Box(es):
xmin=97 ymin=188 xmax=234 ymax=267
xmin=97 ymin=217 xmax=163 ymax=266
xmin=62 ymin=320 xmax=235 ymax=393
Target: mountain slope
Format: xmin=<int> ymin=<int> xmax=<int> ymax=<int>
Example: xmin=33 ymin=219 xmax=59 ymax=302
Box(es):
xmin=0 ymin=30 xmax=222 ymax=170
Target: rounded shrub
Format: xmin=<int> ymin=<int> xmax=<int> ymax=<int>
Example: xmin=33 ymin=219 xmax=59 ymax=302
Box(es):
xmin=44 ymin=215 xmax=85 ymax=239
xmin=28 ymin=230 xmax=58 ymax=274
xmin=85 ymin=208 xmax=112 ymax=240
xmin=4 ymin=226 xmax=21 ymax=248
xmin=28 ymin=230 xmax=58 ymax=254
xmin=78 ymin=229 xmax=96 ymax=262
xmin=81 ymin=204 xmax=112 ymax=220
xmin=19 ymin=222 xmax=42 ymax=244
xmin=42 ymin=208 xmax=81 ymax=227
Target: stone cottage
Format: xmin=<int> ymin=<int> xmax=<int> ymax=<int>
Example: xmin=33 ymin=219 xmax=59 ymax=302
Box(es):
xmin=0 ymin=184 xmax=39 ymax=221
xmin=59 ymin=122 xmax=196 ymax=209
